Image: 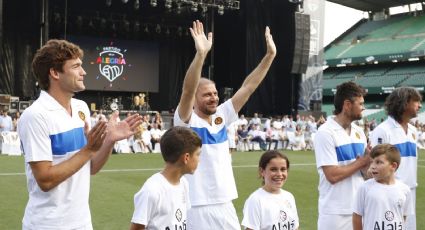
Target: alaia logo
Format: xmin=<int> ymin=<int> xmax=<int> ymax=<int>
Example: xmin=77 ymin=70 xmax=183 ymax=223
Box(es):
xmin=96 ymin=46 xmax=127 ymax=82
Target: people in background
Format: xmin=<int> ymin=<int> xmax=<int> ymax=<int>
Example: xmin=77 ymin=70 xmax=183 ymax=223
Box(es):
xmin=0 ymin=109 xmax=13 ymax=132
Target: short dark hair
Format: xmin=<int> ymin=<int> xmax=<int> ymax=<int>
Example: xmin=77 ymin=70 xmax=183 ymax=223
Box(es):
xmin=160 ymin=126 xmax=202 ymax=163
xmin=385 ymin=87 xmax=422 ymax=122
xmin=370 ymin=144 xmax=401 ymax=170
xmin=32 ymin=39 xmax=84 ymax=90
xmin=333 ymin=81 xmax=366 ymax=115
xmin=258 ymin=150 xmax=290 ymax=185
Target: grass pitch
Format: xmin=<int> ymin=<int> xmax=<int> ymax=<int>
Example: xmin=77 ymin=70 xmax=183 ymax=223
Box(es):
xmin=1 ymin=150 xmax=424 ymax=229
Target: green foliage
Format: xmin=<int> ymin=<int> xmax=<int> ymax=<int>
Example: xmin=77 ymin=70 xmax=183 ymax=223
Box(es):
xmin=1 ymin=150 xmax=424 ymax=229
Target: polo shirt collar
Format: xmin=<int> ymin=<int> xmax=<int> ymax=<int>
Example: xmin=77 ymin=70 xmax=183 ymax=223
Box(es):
xmin=387 ymin=116 xmax=401 ymax=128
xmin=39 ymin=90 xmax=66 ymax=111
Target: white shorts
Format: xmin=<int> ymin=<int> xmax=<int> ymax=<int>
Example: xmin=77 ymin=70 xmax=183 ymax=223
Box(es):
xmin=23 ymin=223 xmax=93 ymax=230
xmin=187 ymin=202 xmax=240 ymax=230
xmin=405 ymin=188 xmax=416 ymax=230
xmin=318 ymin=214 xmax=352 ymax=230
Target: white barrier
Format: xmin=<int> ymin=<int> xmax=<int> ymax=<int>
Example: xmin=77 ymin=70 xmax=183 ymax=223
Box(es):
xmin=0 ymin=131 xmax=22 ymax=156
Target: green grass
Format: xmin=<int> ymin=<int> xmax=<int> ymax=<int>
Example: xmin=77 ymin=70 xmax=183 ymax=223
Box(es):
xmin=1 ymin=150 xmax=424 ymax=229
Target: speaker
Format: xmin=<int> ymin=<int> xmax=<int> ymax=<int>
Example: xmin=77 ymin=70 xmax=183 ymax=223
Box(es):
xmin=220 ymin=87 xmax=234 ymax=102
xmin=19 ymin=101 xmax=31 ymax=112
xmin=309 ymin=100 xmax=322 ymax=111
xmin=291 ymin=12 xmax=310 ymax=74
xmin=9 ymin=102 xmax=18 ymax=113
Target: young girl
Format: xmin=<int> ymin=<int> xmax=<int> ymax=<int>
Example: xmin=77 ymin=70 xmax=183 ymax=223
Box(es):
xmin=242 ymin=150 xmax=299 ymax=230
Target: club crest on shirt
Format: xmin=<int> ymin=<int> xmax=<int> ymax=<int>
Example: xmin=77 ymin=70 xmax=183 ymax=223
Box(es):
xmin=78 ymin=111 xmax=85 ymax=121
xmin=279 ymin=210 xmax=287 ymax=222
xmin=385 ymin=211 xmax=394 ymax=221
xmin=175 ymin=209 xmax=182 ymax=222
xmin=412 ymin=133 xmax=416 ymax=140
xmin=355 ymin=132 xmax=360 ymax=139
xmin=214 ymin=117 xmax=223 ymax=125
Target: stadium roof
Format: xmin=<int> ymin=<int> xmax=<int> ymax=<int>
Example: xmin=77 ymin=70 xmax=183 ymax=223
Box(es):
xmin=327 ymin=0 xmax=422 ymax=12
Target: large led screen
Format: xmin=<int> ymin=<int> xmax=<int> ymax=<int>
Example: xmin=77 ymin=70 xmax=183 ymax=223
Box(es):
xmin=68 ymin=36 xmax=159 ymax=92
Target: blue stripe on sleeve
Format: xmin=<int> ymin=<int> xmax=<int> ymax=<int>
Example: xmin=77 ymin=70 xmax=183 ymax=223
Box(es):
xmin=50 ymin=127 xmax=87 ymax=155
xmin=335 ymin=143 xmax=365 ymax=162
xmin=394 ymin=142 xmax=417 ymax=157
xmin=191 ymin=126 xmax=228 ymax=145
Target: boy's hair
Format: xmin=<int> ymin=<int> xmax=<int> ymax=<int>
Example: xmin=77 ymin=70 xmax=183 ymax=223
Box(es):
xmin=333 ymin=81 xmax=366 ymax=115
xmin=385 ymin=87 xmax=422 ymax=122
xmin=32 ymin=39 xmax=84 ymax=91
xmin=370 ymin=144 xmax=401 ymax=169
xmin=160 ymin=126 xmax=202 ymax=163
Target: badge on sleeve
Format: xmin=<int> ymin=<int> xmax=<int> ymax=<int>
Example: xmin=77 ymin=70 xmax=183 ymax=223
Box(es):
xmin=78 ymin=111 xmax=86 ymax=121
xmin=214 ymin=117 xmax=223 ymax=125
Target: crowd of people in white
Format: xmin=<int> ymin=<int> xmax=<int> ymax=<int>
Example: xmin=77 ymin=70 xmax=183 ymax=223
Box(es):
xmin=228 ymin=113 xmax=322 ymax=152
xmin=3 ymin=108 xmax=425 ymax=154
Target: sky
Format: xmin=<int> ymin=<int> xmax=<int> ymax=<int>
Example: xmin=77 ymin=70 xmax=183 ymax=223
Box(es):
xmin=323 ymin=2 xmax=423 ymax=46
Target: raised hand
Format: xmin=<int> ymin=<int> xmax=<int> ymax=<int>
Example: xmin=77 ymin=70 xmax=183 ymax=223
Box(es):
xmin=265 ymin=26 xmax=277 ymax=57
xmin=84 ymin=121 xmax=107 ymax=152
xmin=105 ymin=113 xmax=142 ymax=142
xmin=189 ymin=20 xmax=213 ymax=55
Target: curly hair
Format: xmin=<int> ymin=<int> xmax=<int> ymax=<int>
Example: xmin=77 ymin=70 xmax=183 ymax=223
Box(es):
xmin=32 ymin=39 xmax=84 ymax=90
xmin=385 ymin=87 xmax=422 ymax=122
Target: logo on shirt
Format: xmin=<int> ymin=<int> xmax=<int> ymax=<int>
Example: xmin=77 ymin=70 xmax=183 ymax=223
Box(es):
xmin=279 ymin=210 xmax=287 ymax=222
xmin=355 ymin=132 xmax=360 ymax=139
xmin=214 ymin=117 xmax=223 ymax=125
xmin=385 ymin=211 xmax=394 ymax=221
xmin=412 ymin=133 xmax=416 ymax=140
xmin=175 ymin=209 xmax=182 ymax=222
xmin=377 ymin=137 xmax=383 ymax=144
xmin=78 ymin=111 xmax=86 ymax=121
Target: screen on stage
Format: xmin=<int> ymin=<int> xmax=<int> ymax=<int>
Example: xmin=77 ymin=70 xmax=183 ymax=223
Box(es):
xmin=68 ymin=36 xmax=159 ymax=92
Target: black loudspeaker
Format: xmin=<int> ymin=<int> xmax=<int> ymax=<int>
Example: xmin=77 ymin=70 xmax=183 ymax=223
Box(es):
xmin=220 ymin=87 xmax=234 ymax=102
xmin=10 ymin=102 xmax=18 ymax=113
xmin=291 ymin=12 xmax=310 ymax=74
xmin=19 ymin=101 xmax=30 ymax=112
xmin=309 ymin=100 xmax=322 ymax=111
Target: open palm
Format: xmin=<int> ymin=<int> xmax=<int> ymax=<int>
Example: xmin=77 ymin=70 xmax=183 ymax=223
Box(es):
xmin=190 ymin=20 xmax=213 ymax=54
xmin=106 ymin=113 xmax=142 ymax=142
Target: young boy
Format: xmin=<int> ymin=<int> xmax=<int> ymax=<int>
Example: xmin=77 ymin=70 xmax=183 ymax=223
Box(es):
xmin=130 ymin=126 xmax=202 ymax=230
xmin=353 ymin=144 xmax=413 ymax=230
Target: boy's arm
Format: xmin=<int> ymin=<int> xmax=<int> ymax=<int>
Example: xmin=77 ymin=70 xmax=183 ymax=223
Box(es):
xmin=231 ymin=26 xmax=276 ymax=113
xmin=353 ymin=213 xmax=363 ymax=230
xmin=177 ymin=20 xmax=212 ymax=123
xmin=130 ymin=223 xmax=145 ymax=230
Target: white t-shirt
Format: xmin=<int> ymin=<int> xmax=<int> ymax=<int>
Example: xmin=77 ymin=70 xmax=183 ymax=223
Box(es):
xmin=18 ymin=91 xmax=92 ymax=229
xmin=353 ymin=179 xmax=413 ymax=229
xmin=131 ymin=173 xmax=190 ymax=230
xmin=242 ymin=188 xmax=299 ymax=230
xmin=314 ymin=117 xmax=367 ymax=215
xmin=174 ymin=99 xmax=238 ymax=206
xmin=370 ymin=117 xmax=418 ymax=189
